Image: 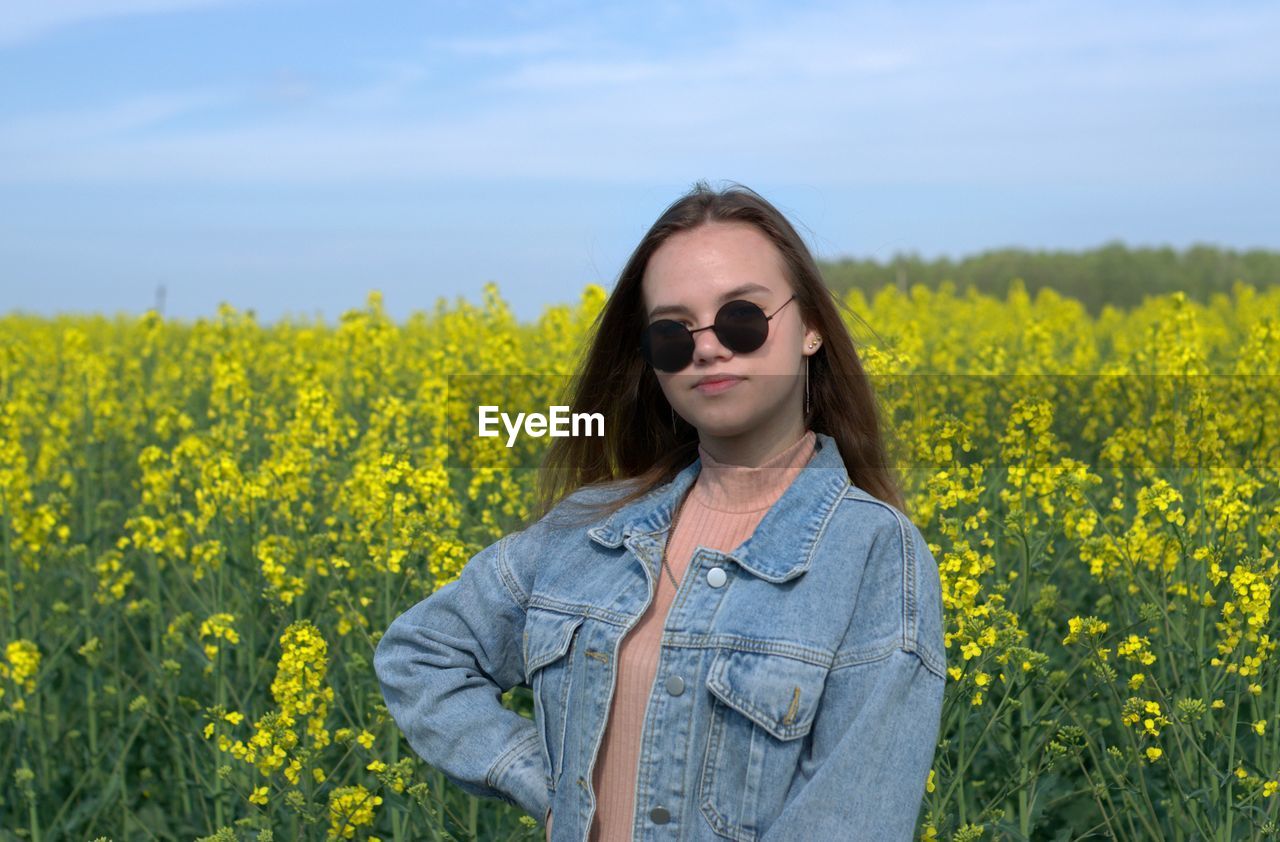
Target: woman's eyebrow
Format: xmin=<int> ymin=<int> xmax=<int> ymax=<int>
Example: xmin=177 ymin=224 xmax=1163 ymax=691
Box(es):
xmin=648 ymin=282 xmax=775 ymax=320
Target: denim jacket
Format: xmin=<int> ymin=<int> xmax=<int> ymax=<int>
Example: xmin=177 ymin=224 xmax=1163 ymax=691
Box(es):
xmin=374 ymin=432 xmax=947 ymax=841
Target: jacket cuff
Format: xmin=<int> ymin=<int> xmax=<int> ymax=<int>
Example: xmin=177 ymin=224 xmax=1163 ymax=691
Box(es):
xmin=488 ymin=727 xmax=551 ymax=821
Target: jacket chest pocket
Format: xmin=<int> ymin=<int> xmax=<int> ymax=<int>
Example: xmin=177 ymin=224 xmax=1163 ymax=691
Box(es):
xmin=699 ymin=649 xmax=829 ymax=841
xmin=523 ymin=607 xmax=585 ymax=794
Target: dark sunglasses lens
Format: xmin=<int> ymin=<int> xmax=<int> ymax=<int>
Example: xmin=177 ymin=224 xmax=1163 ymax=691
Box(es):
xmin=642 ymin=319 xmax=695 ymax=371
xmin=714 ymin=300 xmax=769 ymax=353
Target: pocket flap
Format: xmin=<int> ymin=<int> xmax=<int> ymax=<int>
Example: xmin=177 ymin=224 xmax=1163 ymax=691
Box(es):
xmin=705 ymin=649 xmax=829 ymax=740
xmin=523 ymin=607 xmax=585 ymax=676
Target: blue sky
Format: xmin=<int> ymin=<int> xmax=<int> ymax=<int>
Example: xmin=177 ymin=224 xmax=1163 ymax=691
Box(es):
xmin=2 ymin=0 xmax=1277 ymax=324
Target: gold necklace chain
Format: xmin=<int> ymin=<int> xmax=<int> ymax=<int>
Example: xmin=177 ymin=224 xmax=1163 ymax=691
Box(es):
xmin=660 ymin=489 xmax=690 ymax=590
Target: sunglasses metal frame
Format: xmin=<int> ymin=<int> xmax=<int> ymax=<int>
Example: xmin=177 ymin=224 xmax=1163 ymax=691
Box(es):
xmin=638 ymin=293 xmax=797 ymax=372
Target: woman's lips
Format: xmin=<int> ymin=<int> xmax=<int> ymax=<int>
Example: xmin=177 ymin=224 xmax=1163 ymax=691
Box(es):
xmin=694 ymin=377 xmax=742 ymax=395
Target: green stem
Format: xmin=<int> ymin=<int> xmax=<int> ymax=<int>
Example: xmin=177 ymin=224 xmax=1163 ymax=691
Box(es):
xmin=28 ymin=793 xmax=40 ymax=842
xmin=88 ymin=672 xmax=99 ymax=760
xmin=1073 ymin=754 xmax=1118 ymax=840
xmin=109 ymin=614 xmax=128 ymax=824
xmin=1018 ymin=680 xmax=1033 ymax=836
xmin=938 ymin=673 xmax=1020 ymax=810
xmin=956 ymin=702 xmax=967 ymax=825
xmin=1039 ymin=673 xmax=1131 ymax=838
xmin=1096 ymin=664 xmax=1169 ymax=840
xmin=147 ymin=549 xmax=161 ymax=668
xmin=3 ymin=487 xmax=17 ymax=644
xmin=214 ymin=634 xmax=226 ymax=829
xmin=1222 ymin=695 xmax=1240 ymax=841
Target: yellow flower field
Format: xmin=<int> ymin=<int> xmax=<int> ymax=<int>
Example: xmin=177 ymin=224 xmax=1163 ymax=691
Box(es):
xmin=1 ymin=280 xmax=1278 ymax=840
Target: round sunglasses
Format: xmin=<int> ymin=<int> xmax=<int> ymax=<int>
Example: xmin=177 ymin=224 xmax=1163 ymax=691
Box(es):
xmin=638 ymin=294 xmax=797 ymax=373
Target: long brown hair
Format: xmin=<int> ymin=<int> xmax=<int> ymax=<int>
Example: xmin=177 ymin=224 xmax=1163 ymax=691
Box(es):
xmin=528 ymin=180 xmax=907 ymax=529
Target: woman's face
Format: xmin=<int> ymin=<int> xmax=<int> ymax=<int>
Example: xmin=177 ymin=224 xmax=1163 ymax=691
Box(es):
xmin=640 ymin=221 xmax=820 ymax=447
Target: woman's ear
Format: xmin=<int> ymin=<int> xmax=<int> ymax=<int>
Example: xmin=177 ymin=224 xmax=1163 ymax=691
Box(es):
xmin=803 ymin=330 xmax=822 ymax=356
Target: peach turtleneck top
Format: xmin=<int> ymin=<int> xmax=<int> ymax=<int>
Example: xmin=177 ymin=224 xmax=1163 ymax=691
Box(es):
xmin=545 ymin=428 xmax=818 ymax=841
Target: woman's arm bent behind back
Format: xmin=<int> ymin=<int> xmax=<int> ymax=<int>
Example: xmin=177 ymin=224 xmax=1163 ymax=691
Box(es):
xmin=373 ymin=531 xmax=551 ymax=822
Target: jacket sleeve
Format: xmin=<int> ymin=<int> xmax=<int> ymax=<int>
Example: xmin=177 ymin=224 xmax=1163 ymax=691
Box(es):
xmin=759 ymin=516 xmax=948 ymax=842
xmin=372 ymin=530 xmax=550 ymax=822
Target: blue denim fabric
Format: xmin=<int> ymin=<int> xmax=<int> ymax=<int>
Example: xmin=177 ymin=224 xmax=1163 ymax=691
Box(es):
xmin=374 ymin=432 xmax=947 ymax=841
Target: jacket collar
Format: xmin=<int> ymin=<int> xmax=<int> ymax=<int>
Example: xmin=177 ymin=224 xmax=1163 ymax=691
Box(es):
xmin=586 ymin=431 xmax=851 ymax=582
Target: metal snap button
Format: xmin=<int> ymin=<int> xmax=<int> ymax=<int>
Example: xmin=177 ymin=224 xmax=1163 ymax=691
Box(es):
xmin=649 ymin=806 xmax=671 ymax=824
xmin=706 ymin=566 xmax=727 ymax=588
xmin=665 ymin=675 xmax=685 ymax=695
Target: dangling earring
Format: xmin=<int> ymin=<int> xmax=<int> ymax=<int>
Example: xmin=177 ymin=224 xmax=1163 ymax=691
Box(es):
xmin=671 ymin=405 xmax=677 ymax=435
xmin=805 ymin=338 xmax=820 ymax=416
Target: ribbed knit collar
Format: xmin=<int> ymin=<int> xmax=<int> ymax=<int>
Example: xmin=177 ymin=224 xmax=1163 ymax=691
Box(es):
xmin=688 ymin=429 xmax=817 ymax=514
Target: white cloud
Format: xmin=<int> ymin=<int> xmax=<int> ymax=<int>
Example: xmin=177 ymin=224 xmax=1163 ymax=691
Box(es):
xmin=0 ymin=90 xmax=238 ymax=144
xmin=425 ymin=29 xmax=584 ymax=59
xmin=0 ymin=0 xmax=1275 ymax=186
xmin=323 ymin=61 xmax=432 ymax=113
xmin=0 ymin=0 xmax=258 ymax=46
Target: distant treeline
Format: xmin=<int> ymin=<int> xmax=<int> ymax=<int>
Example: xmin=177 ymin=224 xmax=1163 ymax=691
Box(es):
xmin=819 ymin=241 xmax=1280 ymax=315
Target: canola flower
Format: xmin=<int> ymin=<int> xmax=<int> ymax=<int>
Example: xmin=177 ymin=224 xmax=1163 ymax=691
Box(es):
xmin=270 ymin=620 xmax=335 ymax=752
xmin=328 ymin=784 xmax=383 ymax=840
xmin=0 ymin=282 xmax=1277 ymax=839
xmin=199 ymin=612 xmax=240 ymax=675
xmin=0 ymin=639 xmax=40 ymax=712
xmin=209 ymin=619 xmax=337 ymax=802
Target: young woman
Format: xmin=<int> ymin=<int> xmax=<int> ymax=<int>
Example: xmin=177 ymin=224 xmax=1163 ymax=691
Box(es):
xmin=374 ymin=182 xmax=947 ymax=841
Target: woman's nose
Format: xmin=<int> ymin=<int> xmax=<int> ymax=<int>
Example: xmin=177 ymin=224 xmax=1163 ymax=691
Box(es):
xmin=691 ymin=326 xmax=731 ymax=364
